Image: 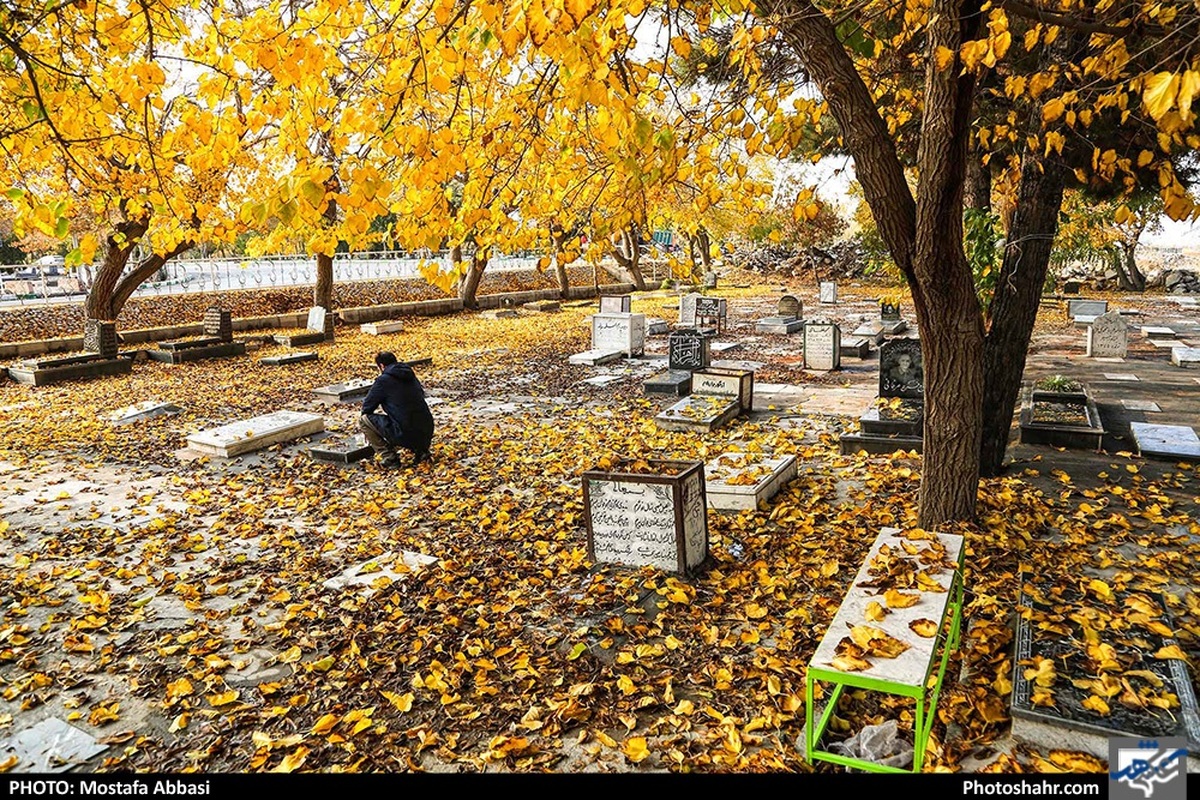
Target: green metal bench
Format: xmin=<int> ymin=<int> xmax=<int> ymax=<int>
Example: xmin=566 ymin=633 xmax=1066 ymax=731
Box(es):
xmin=805 ymin=526 xmax=965 ymax=773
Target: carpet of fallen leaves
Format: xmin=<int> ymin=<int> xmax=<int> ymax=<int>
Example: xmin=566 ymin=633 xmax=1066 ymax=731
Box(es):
xmin=0 ymin=275 xmax=1195 ymax=775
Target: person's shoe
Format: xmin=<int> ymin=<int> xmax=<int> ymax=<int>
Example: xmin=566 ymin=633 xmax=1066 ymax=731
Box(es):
xmin=379 ymin=454 xmax=402 ymax=468
xmin=411 ymin=450 xmax=431 ymax=467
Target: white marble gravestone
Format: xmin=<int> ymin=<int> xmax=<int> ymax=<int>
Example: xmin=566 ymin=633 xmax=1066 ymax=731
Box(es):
xmin=1068 ymin=299 xmax=1108 ymax=319
xmin=591 ymin=312 xmax=646 ymax=357
xmin=186 ymin=410 xmax=325 ymax=457
xmin=678 ymin=292 xmax=703 ymax=326
xmin=306 ymin=306 xmax=327 ymax=333
xmin=360 ymin=320 xmax=403 ymax=335
xmin=804 ymin=321 xmax=842 ymax=371
xmin=819 ymin=282 xmax=838 ymax=304
xmin=109 ymin=400 xmax=181 ymax=425
xmin=599 ymin=295 xmax=632 ymax=314
xmin=1172 ymin=347 xmax=1200 ymax=368
xmin=1130 ymin=422 xmax=1200 ymax=460
xmin=1086 ymin=311 xmax=1128 ymax=358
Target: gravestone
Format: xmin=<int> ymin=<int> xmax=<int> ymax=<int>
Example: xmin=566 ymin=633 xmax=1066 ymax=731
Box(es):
xmin=569 ymin=349 xmax=624 ymax=366
xmin=361 ymin=320 xmax=403 ymax=335
xmin=778 ymin=295 xmax=802 ymax=319
xmin=804 ymin=320 xmax=841 ymax=371
xmin=1062 ymin=280 xmax=1082 ymax=294
xmin=645 ymin=318 xmax=670 ymax=335
xmin=481 ymin=308 xmax=518 ymax=319
xmin=668 ymin=329 xmax=711 ymax=372
xmin=880 ymin=301 xmax=901 ymax=321
xmin=275 ymin=308 xmax=328 ymax=346
xmin=880 ymin=338 xmax=924 ymax=399
xmin=1141 ymin=326 xmax=1177 ymax=338
xmin=307 ymin=306 xmax=326 ymax=333
xmin=83 ymin=320 xmax=119 ymax=358
xmin=312 ymin=377 xmax=374 ymax=404
xmin=523 ymin=299 xmax=560 ymax=313
xmin=1067 ymin=299 xmax=1108 ymax=319
xmin=1086 ymin=311 xmax=1128 ymax=358
xmin=1130 ymin=422 xmax=1200 ymax=461
xmin=851 ymin=320 xmax=884 ymax=345
xmin=186 ymin=410 xmax=325 ymax=457
xmin=591 ymin=313 xmax=646 ymax=357
xmin=756 ymin=294 xmax=803 ymax=334
xmin=599 ymin=295 xmax=632 ymax=314
xmin=678 ymin=293 xmax=703 ymax=326
xmin=1172 ymin=347 xmax=1200 ymax=368
xmin=691 ymin=367 xmax=754 ymax=412
xmin=819 ymin=282 xmax=837 ymax=304
xmin=841 ymin=337 xmax=871 ymax=358
xmin=694 ymin=296 xmax=726 ymax=332
xmin=704 ymin=272 xmax=719 ymax=289
xmin=109 ymin=400 xmax=181 ymax=425
xmin=203 ymin=307 xmax=233 ymax=342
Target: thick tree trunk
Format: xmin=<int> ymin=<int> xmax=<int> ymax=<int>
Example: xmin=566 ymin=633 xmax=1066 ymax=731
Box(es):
xmin=550 ymin=224 xmax=570 ymax=298
xmin=1117 ymin=243 xmax=1145 ymax=291
xmin=109 ymin=240 xmax=195 ymax=317
xmin=910 ymin=0 xmax=985 ymax=526
xmin=458 ymin=248 xmax=487 ymax=308
xmin=610 ymin=227 xmax=647 ymax=290
xmin=979 ymin=154 xmax=1068 ymax=476
xmin=85 ymin=218 xmax=150 ymax=321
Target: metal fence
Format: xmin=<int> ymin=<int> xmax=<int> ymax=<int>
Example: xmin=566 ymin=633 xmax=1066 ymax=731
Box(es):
xmin=0 ymin=249 xmax=672 ymax=308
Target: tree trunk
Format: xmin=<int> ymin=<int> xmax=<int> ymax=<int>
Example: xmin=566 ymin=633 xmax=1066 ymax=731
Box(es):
xmin=979 ymin=153 xmax=1068 ymax=476
xmin=551 ymin=224 xmax=570 ymax=298
xmin=697 ymin=228 xmax=712 ymax=270
xmin=610 ymin=226 xmax=647 ymax=290
xmin=909 ymin=0 xmax=985 ymax=527
xmin=85 ymin=218 xmax=150 ymax=321
xmin=964 ymin=143 xmax=991 ymax=212
xmin=459 ymin=248 xmax=487 ymax=308
xmin=108 ymin=240 xmax=195 ymax=318
xmin=1119 ymin=242 xmax=1145 ymax=291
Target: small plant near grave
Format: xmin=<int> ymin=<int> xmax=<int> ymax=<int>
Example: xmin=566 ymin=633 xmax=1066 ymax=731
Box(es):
xmin=1034 ymin=375 xmax=1083 ymax=394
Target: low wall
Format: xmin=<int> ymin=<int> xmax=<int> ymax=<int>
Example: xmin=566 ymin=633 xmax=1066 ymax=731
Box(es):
xmin=0 ymin=283 xmax=635 ymax=359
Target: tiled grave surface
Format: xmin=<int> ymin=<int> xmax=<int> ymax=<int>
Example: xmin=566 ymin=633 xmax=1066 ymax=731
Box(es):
xmin=1104 ymin=373 xmax=1140 ymax=381
xmin=0 ymin=717 xmax=108 ymax=772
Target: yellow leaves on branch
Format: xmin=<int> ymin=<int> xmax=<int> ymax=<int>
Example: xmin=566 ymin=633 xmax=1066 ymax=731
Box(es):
xmin=1142 ymin=70 xmax=1200 ymax=123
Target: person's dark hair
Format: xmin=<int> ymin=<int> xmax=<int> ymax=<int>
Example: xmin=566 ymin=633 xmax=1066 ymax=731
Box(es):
xmin=375 ymin=351 xmax=398 ymax=367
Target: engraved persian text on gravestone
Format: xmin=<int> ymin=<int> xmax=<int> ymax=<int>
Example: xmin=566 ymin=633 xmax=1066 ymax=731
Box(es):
xmin=587 ymin=479 xmax=680 ymax=572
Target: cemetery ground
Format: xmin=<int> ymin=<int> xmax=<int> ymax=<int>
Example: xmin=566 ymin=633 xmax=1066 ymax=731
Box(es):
xmin=0 ymin=271 xmax=1197 ymax=775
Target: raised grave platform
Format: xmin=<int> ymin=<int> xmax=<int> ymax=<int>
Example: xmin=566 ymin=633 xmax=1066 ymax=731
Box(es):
xmin=312 ymin=377 xmax=373 ymax=404
xmin=644 ymin=369 xmax=692 ymax=396
xmin=840 ymin=400 xmax=924 ymax=455
xmin=523 ymin=300 xmax=560 ymax=313
xmin=655 ymin=393 xmax=740 ymax=433
xmin=1171 ymin=347 xmax=1200 ymax=368
xmin=481 ymin=308 xmax=519 ymax=319
xmin=1130 ymin=422 xmax=1200 ymax=462
xmin=1019 ymin=387 xmax=1105 ymax=452
xmin=147 ymin=337 xmax=246 ymax=364
xmin=273 ymin=331 xmax=325 ymax=347
xmin=704 ymin=452 xmax=797 ymax=512
xmin=569 ymin=349 xmax=624 ymax=366
xmin=109 ymin=400 xmax=181 ymax=425
xmin=841 ymin=337 xmax=871 ymax=358
xmin=8 ymin=352 xmax=134 ymax=386
xmin=1011 ymin=581 xmax=1200 ymax=768
xmin=755 ymin=316 xmax=803 ymax=335
xmin=260 ymin=351 xmax=319 ymax=365
xmin=360 ymin=320 xmax=403 ymax=335
xmin=186 ymin=410 xmax=325 ymax=458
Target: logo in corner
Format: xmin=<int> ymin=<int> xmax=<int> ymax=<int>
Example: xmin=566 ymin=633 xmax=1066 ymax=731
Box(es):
xmin=1109 ymin=737 xmax=1188 ymax=800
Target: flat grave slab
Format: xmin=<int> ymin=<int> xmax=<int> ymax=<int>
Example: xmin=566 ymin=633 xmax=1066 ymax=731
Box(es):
xmin=1073 ymin=315 xmax=1098 ymax=328
xmin=1171 ymin=347 xmax=1200 ymax=368
xmin=1130 ymin=422 xmax=1200 ymax=462
xmin=880 ymin=319 xmax=907 ymax=335
xmin=655 ymin=394 xmax=740 ymax=432
xmin=646 ymin=318 xmax=670 ymax=335
xmin=1019 ymin=390 xmax=1104 ymax=452
xmin=360 ymin=320 xmax=403 ymax=335
xmin=851 ymin=323 xmax=884 ymax=345
xmin=1141 ymin=326 xmax=1177 ymax=338
xmin=147 ymin=340 xmax=246 ymax=364
xmin=157 ymin=336 xmax=223 ymax=351
xmin=704 ymin=452 xmax=797 ymax=512
xmin=312 ymin=377 xmax=374 ymax=404
xmin=480 ymin=308 xmax=519 ymax=319
xmin=644 ymin=369 xmax=692 ymax=396
xmin=710 ymin=341 xmax=742 ymax=355
xmin=582 ymin=374 xmax=625 ymax=387
xmin=309 ymin=434 xmax=373 ymax=463
xmin=752 ymin=383 xmax=809 ymax=412
xmin=523 ymin=300 xmax=560 ymax=313
xmin=569 ymin=348 xmax=624 ymax=366
xmin=260 ymin=351 xmax=319 ymax=365
xmin=1104 ymin=373 xmax=1140 ymax=381
xmin=1011 ymin=582 xmax=1200 ymax=765
xmin=1122 ymin=399 xmax=1162 ymax=412
xmin=186 ymin=410 xmax=325 ymax=458
xmin=323 ymin=550 xmax=438 ymax=597
xmin=109 ymin=400 xmax=181 ymax=425
xmin=1150 ymin=339 xmax=1184 ymax=349
xmin=0 ymin=717 xmax=107 ymax=772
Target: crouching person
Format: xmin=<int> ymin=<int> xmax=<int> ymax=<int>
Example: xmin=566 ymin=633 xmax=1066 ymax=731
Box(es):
xmin=359 ymin=351 xmax=434 ymax=468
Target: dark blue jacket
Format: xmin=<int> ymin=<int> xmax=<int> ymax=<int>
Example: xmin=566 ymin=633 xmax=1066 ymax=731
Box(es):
xmin=361 ymin=362 xmax=434 ymax=451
